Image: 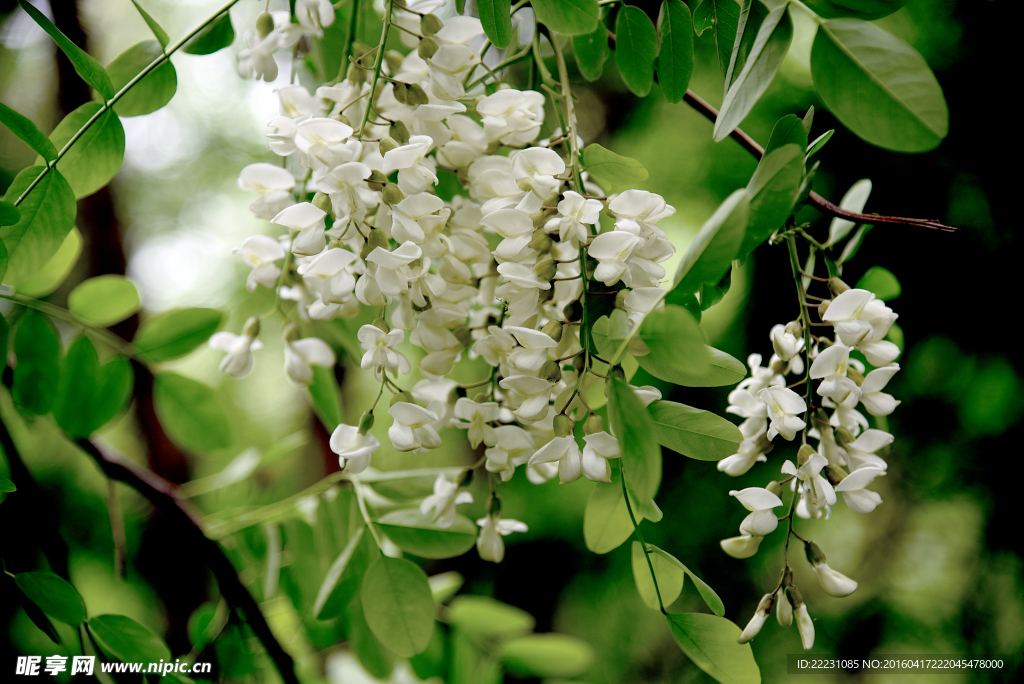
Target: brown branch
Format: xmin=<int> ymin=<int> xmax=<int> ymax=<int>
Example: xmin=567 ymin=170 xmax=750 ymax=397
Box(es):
xmin=681 ymin=89 xmax=957 ymax=234
xmin=75 ymin=439 xmax=300 ymax=684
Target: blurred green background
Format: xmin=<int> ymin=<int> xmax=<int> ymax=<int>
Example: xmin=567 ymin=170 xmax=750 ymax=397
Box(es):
xmin=1 ymin=0 xmax=1021 ymax=682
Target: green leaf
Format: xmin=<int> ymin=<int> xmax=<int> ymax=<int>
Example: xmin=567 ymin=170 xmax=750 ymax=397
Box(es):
xmin=0 ymin=103 xmax=58 ymax=161
xmin=17 ymin=0 xmax=114 ymax=99
xmin=811 ymin=19 xmax=947 ymax=152
xmin=500 ymin=634 xmax=595 ymax=678
xmin=133 ymin=307 xmax=225 ymax=362
xmin=825 ymin=178 xmax=871 ymax=246
xmin=88 ymin=614 xmax=171 ymax=663
xmin=581 ymin=143 xmax=649 ymax=187
xmin=313 ymin=526 xmax=365 ymax=618
xmin=693 ymin=0 xmax=740 ymax=80
xmin=674 ymin=189 xmax=748 ymax=294
xmin=130 ymin=0 xmax=169 ymax=48
xmin=347 ymin=596 xmax=397 ymax=679
xmin=680 ymin=565 xmax=726 ymax=616
xmin=105 ymin=41 xmax=177 ymax=117
xmin=531 ymin=0 xmax=599 ymax=36
xmin=308 ymin=365 xmax=344 ymax=427
xmin=0 ymin=201 xmax=19 ymax=227
xmin=315 ymin=525 xmax=377 ymax=620
xmin=615 ymin=6 xmax=658 ymax=97
xmin=583 ymin=470 xmax=635 ymax=554
xmin=591 ymin=309 xmax=632 ymax=360
xmin=647 ymin=400 xmax=742 ymax=460
xmin=10 ymin=574 xmax=61 ymax=645
xmin=68 ymin=275 xmax=140 ymax=327
xmin=636 ymin=305 xmax=711 ymax=380
xmin=762 ymin=113 xmax=809 ymax=158
xmin=153 ymin=373 xmax=233 ymax=452
xmin=0 ymin=476 xmax=14 ymax=493
xmin=573 ymin=20 xmax=610 ymax=81
xmin=657 ymin=0 xmax=694 ymax=103
xmin=376 ymin=508 xmax=478 ymax=559
xmin=15 ymin=571 xmax=87 ymax=625
xmin=445 ymin=595 xmax=535 ymax=638
xmin=184 ymin=11 xmax=236 ymax=55
xmin=803 ymin=0 xmax=908 ymax=20
xmin=663 ymin=345 xmax=747 ymax=387
xmin=723 ymin=0 xmax=770 ymax=92
xmin=608 ymin=377 xmax=662 ymax=516
xmin=0 ymin=241 xmax=7 ymax=284
xmin=631 ymin=542 xmax=685 ymax=610
xmin=43 ymin=103 xmax=125 ymax=199
xmin=12 ymin=311 xmax=61 ymax=415
xmin=1 ymin=167 xmax=76 ymax=285
xmin=856 ymin=266 xmax=900 ymax=301
xmin=699 ymin=268 xmax=732 ymax=311
xmin=0 ymin=313 xmax=8 ymax=376
xmin=478 ymin=0 xmax=513 ymax=49
xmin=15 ymin=227 xmax=83 ymax=297
xmin=713 ymin=4 xmax=792 ymax=141
xmin=806 ymin=128 xmax=834 ymax=161
xmin=360 ymin=555 xmax=435 ymax=658
xmin=741 ymin=144 xmax=804 ymax=255
xmin=54 ymin=337 xmax=133 ymax=437
xmin=667 ymin=613 xmax=760 ymax=684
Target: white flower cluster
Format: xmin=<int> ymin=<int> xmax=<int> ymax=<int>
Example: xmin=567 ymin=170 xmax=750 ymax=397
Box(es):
xmin=217 ymin=11 xmax=677 ymax=562
xmin=720 ymin=283 xmax=902 ymax=648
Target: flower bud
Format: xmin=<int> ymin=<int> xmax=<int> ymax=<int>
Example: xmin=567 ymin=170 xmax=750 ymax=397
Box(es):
xmin=583 ymin=414 xmax=604 ymax=435
xmin=529 ymin=228 xmax=553 ymax=253
xmin=539 ymin=360 xmax=562 ymax=383
xmin=827 ymin=277 xmax=850 ymax=297
xmin=833 ymin=426 xmax=855 ymax=449
xmin=360 ymin=241 xmax=373 ymax=259
xmin=824 ymin=464 xmax=848 ymax=486
xmin=614 ymin=289 xmax=629 ymax=310
xmin=817 ymin=299 xmax=830 ymax=319
xmin=392 ymin=81 xmax=409 ymax=104
xmin=372 ymin=317 xmax=390 ymax=333
xmin=609 ymin=366 xmax=626 ymax=383
xmin=847 ymin=366 xmax=865 ymax=386
xmin=256 ymin=12 xmax=275 ymax=37
xmin=738 ymin=593 xmax=774 ymax=644
xmin=538 ymin=287 xmax=555 ymax=302
xmin=417 ymin=36 xmax=439 ymax=60
xmin=785 ymin=320 xmax=803 ymax=337
xmin=242 ymin=316 xmax=261 ymax=339
xmin=804 ymin=540 xmax=827 ymax=566
xmin=382 ymin=183 xmax=405 ymax=206
xmin=389 ymin=391 xmax=414 ymax=407
xmin=420 ymin=13 xmax=444 ymax=36
xmin=533 ymin=256 xmax=557 ymax=281
xmin=390 ymin=120 xmax=410 ymax=145
xmin=383 ymin=49 xmax=403 ymax=75
xmin=754 ymin=431 xmax=774 ymax=455
xmin=378 ymin=136 xmax=400 ymax=155
xmin=553 ymin=413 xmax=575 ymax=438
xmin=809 ymin=559 xmax=858 ymax=598
xmin=571 ymin=354 xmax=585 ymax=375
xmin=720 ymin=534 xmax=763 ymax=559
xmin=367 ymin=227 xmax=389 ymax=251
xmin=453 ymin=327 xmax=473 ymax=348
xmin=347 ymin=63 xmax=366 ymax=86
xmin=312 ymin=191 xmax=332 ymax=213
xmin=541 ymin=319 xmax=563 ymax=342
xmin=766 ymin=480 xmax=784 ymax=497
xmin=775 ymin=587 xmax=793 ymax=627
xmin=358 ymin=410 xmax=375 ymax=435
xmin=563 ymin=300 xmax=583 ymax=322
xmin=797 ymin=444 xmax=816 ymax=467
xmin=794 ymin=603 xmax=815 ymax=650
xmin=405 ymin=83 xmax=430 ymax=106
xmin=352 ymin=41 xmax=373 ymax=66
xmin=283 ymin=323 xmax=302 ymax=343
xmin=472 ymin=392 xmax=489 ymax=403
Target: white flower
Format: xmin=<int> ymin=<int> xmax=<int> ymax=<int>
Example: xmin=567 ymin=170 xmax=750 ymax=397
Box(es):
xmin=238 ymin=163 xmax=295 ymax=219
xmin=811 ymin=562 xmax=858 ymax=597
xmin=835 ymin=466 xmax=884 ymax=513
xmin=759 ymin=387 xmax=807 ymax=441
xmin=330 ymin=424 xmax=380 ymax=474
xmin=770 ymin=323 xmax=804 ymax=366
xmin=738 ymin=594 xmax=774 ymax=644
xmin=237 ymin=31 xmax=279 ymax=82
xmin=426 ymin=44 xmax=479 ymax=100
xmin=859 ymin=364 xmax=900 ymax=416
xmin=477 ymin=89 xmax=546 ymax=146
xmin=485 ymin=425 xmax=535 ymax=481
xmin=795 ymin=603 xmax=814 ymax=650
xmin=775 ymin=588 xmax=792 ymax=626
xmin=284 ymin=336 xmax=336 ymax=385
xmin=473 ymin=325 xmax=516 ymax=367
xmin=588 ymin=231 xmax=643 ymax=286
xmin=357 ymin=324 xmax=410 ymax=376
xmin=420 ymin=474 xmax=473 ymax=528
xmin=810 ymin=344 xmax=860 ymax=403
xmin=383 ymin=135 xmax=439 ymax=194
xmin=581 ymin=431 xmax=620 ymax=483
xmin=731 ymin=487 xmax=784 ymax=536
xmin=366 ymin=241 xmax=423 ymax=298
xmin=209 ymin=331 xmax=262 ymax=378
xmin=632 ymin=385 xmax=663 ymax=407
xmin=717 ymin=439 xmax=767 ymax=476
xmin=295 ymin=0 xmax=335 ymax=37
xmin=720 ymin=534 xmax=764 ymax=559
xmin=271 ymin=202 xmax=327 ymax=256
xmin=452 ymin=398 xmax=500 ymax=448
xmin=509 ymin=147 xmax=565 ymax=202
xmin=234 ymin=235 xmax=286 ymax=292
xmin=498 ymin=374 xmax=554 ymax=422
xmin=782 ymin=451 xmax=837 ymax=517
xmin=506 ymin=326 xmax=558 ymax=373
xmin=388 ymin=402 xmax=442 ymax=452
xmin=528 ymin=435 xmax=582 ymax=484
xmin=844 ymin=429 xmax=892 ymax=471
xmin=608 ymin=189 xmax=675 ymax=235
xmin=297 ymin=247 xmax=359 ymax=304
xmin=292 ymin=118 xmax=356 ymax=169
xmin=547 ymin=191 xmax=602 ymax=243
xmin=475 ymin=514 xmax=528 ymax=563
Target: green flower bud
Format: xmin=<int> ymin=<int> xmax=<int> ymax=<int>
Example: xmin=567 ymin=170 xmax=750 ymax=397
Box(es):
xmin=541 ymin=319 xmax=563 ymax=342
xmin=384 ymin=50 xmax=403 ymax=75
xmin=583 ymin=414 xmax=604 ymax=435
xmin=529 ymin=229 xmax=553 ymax=253
xmin=786 ymin=584 xmax=805 ymax=608
xmin=352 ymin=41 xmax=373 ymax=66
xmin=392 ymin=82 xmax=409 ymax=104
xmin=473 ymin=392 xmax=490 ymax=403
xmin=256 ymin=12 xmax=275 ymax=37
xmin=766 ymin=480 xmax=784 ymax=497
xmin=360 ymin=241 xmax=373 ymax=260
xmin=242 ymin=316 xmax=261 ymax=339
xmin=312 ymin=192 xmax=332 ymax=213
xmin=420 ymin=13 xmax=444 ymax=36
xmin=378 ymin=136 xmax=400 ymax=155
xmin=417 ymin=36 xmax=439 ymax=60
xmin=533 ymin=256 xmax=557 ymax=282
xmin=391 ymin=120 xmax=410 ymax=145
xmin=283 ymin=323 xmax=302 ymax=343
xmin=847 ymin=366 xmax=865 ymax=386
xmin=390 ymin=391 xmax=414 ymax=407
xmin=785 ymin=320 xmax=803 ymax=337
xmin=827 ymin=277 xmax=850 ymax=297
xmin=369 ymin=170 xmax=389 ymax=185
xmin=817 ymin=299 xmax=830 ymax=319
xmin=571 ymin=354 xmax=585 ymax=375
xmin=824 ymin=464 xmax=848 ymax=487
xmin=797 ymin=444 xmax=816 ymax=467
xmin=372 ymin=317 xmax=390 ymax=332
xmin=804 ymin=540 xmax=827 ymax=566
xmin=347 ymin=63 xmax=367 ymax=86
xmin=539 ymin=360 xmax=562 ymax=383
xmin=609 ymin=366 xmax=626 ymax=383
xmin=382 ymin=182 xmax=405 ymax=206
xmin=553 ymin=413 xmax=575 ymax=438
xmin=358 ymin=411 xmax=375 ymax=435
xmin=614 ymin=289 xmax=629 ymax=310
xmin=406 ymin=83 xmax=430 ymax=106
xmin=453 ymin=327 xmax=473 ymax=348
xmin=368 ymin=227 xmax=390 ymax=250
xmin=563 ymin=300 xmax=583 ymax=322
xmin=833 ymin=426 xmax=855 ymax=449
